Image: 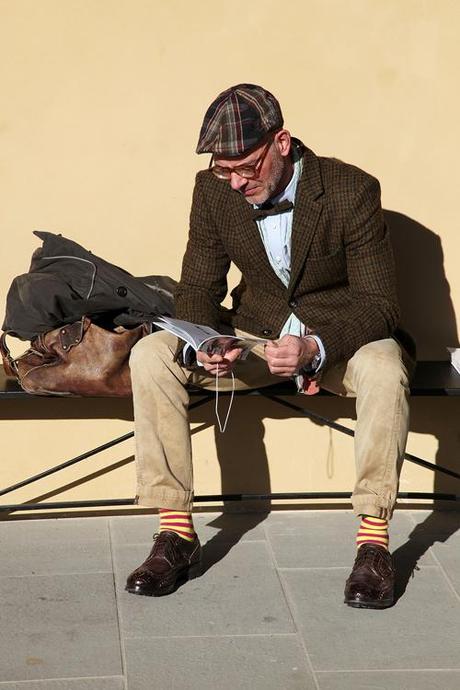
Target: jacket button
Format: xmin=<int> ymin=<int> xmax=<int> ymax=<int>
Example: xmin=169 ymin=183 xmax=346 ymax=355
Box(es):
xmin=262 ymin=329 xmax=272 ymax=336
xmin=116 ymin=286 xmax=128 ymax=297
xmin=289 ymin=299 xmax=297 ymax=309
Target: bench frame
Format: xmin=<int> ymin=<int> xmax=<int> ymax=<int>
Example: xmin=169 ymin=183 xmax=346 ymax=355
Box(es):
xmin=1 ymin=361 xmax=460 ymax=513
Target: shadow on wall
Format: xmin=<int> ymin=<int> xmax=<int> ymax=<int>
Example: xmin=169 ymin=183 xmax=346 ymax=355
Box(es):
xmin=383 ymin=211 xmax=460 ymax=587
xmin=384 ymin=210 xmax=459 ymax=360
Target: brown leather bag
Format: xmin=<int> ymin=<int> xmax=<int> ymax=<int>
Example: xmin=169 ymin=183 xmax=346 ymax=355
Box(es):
xmin=0 ymin=317 xmax=150 ymax=397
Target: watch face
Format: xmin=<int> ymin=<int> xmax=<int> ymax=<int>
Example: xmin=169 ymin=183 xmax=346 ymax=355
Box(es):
xmin=311 ymin=354 xmax=321 ymax=369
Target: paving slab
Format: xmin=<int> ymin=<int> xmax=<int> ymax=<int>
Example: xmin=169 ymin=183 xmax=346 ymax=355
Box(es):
xmin=0 ymin=518 xmax=111 ymax=576
xmin=264 ymin=510 xmax=434 ymax=568
xmin=0 ymin=573 xmax=122 ymax=681
xmin=409 ymin=510 xmax=460 ymax=537
xmin=316 ymin=669 xmax=460 ymax=690
xmin=431 ymin=533 xmax=460 ymax=596
xmin=124 ymin=635 xmax=315 ymax=690
xmin=1 ymin=510 xmax=459 ymax=687
xmin=113 ymin=540 xmax=295 ymax=638
xmin=109 ymin=512 xmax=266 ymax=546
xmin=281 ymin=566 xmax=460 ymax=670
xmin=0 ymin=680 xmax=124 ymax=689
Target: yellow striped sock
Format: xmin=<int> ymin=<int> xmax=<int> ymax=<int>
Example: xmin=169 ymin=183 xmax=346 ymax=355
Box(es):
xmin=159 ymin=509 xmax=196 ymax=542
xmin=356 ymin=516 xmax=389 ymax=550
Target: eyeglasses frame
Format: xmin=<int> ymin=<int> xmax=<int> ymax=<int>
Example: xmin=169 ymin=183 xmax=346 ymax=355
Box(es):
xmin=209 ymin=137 xmax=274 ymax=181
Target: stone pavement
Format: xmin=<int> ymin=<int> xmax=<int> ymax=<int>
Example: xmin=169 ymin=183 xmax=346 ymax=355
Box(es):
xmin=0 ymin=509 xmax=459 ymax=689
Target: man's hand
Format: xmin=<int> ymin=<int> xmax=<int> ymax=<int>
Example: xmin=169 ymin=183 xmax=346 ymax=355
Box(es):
xmin=196 ymin=347 xmax=242 ymax=377
xmin=265 ymin=335 xmax=319 ymax=377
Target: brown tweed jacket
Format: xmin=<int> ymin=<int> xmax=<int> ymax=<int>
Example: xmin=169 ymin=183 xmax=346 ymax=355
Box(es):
xmin=175 ymin=144 xmax=400 ymax=368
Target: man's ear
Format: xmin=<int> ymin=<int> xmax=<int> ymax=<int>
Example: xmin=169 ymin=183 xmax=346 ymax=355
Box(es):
xmin=274 ymin=129 xmax=291 ymax=157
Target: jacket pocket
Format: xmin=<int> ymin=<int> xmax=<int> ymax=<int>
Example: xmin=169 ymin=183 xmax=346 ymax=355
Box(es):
xmin=305 ymin=250 xmax=347 ymax=291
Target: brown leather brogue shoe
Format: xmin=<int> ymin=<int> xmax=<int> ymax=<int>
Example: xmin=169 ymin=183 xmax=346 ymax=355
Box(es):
xmin=125 ymin=531 xmax=201 ymax=597
xmin=344 ymin=543 xmax=395 ymax=609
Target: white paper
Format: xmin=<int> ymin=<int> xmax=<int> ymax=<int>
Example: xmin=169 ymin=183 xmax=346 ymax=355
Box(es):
xmin=447 ymin=347 xmax=460 ymax=375
xmin=153 ymin=316 xmax=266 ymax=356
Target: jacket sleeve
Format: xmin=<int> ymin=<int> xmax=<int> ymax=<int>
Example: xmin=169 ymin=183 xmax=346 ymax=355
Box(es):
xmin=316 ymin=177 xmax=401 ymax=365
xmin=174 ymin=173 xmax=231 ymax=329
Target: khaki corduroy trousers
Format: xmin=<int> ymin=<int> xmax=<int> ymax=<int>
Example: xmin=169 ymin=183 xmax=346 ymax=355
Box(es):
xmin=130 ymin=330 xmax=411 ymax=520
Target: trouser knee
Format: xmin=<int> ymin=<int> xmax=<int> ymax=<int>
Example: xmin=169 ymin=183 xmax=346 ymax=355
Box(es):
xmin=350 ymin=340 xmax=409 ymax=392
xmin=130 ymin=331 xmax=178 ymax=375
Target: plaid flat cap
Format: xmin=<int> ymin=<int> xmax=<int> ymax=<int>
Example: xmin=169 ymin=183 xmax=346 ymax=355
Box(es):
xmin=196 ymin=83 xmax=284 ymax=157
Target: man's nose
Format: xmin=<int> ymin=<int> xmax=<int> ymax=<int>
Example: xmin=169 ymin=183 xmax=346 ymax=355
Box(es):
xmin=229 ymin=172 xmax=247 ymax=192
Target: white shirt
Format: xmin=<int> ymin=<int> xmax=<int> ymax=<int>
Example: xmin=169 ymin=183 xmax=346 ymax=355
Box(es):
xmin=254 ymin=153 xmax=326 ymax=372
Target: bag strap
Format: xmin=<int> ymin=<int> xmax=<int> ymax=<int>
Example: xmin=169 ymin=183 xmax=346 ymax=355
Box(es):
xmin=0 ymin=331 xmax=20 ymax=377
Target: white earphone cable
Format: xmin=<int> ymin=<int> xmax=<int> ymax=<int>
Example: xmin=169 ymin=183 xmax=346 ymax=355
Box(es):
xmin=214 ymin=363 xmax=235 ymax=433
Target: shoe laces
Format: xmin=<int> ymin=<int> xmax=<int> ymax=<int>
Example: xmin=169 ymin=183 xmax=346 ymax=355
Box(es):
xmin=355 ymin=545 xmax=392 ymax=574
xmin=148 ymin=531 xmax=178 ymax=562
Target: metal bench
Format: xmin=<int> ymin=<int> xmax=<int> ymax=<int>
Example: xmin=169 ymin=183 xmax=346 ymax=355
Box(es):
xmin=1 ymin=361 xmax=460 ymax=513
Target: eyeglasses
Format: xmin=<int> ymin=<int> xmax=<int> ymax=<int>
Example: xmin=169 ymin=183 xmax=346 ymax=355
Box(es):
xmin=210 ymin=140 xmax=272 ymax=180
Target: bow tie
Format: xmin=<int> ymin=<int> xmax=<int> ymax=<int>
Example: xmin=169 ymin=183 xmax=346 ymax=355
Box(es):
xmin=251 ymin=199 xmax=294 ymax=221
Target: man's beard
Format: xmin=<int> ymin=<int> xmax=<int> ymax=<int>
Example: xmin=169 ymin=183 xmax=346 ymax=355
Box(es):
xmin=265 ymin=152 xmax=286 ymax=201
xmin=248 ymin=152 xmax=286 ymax=205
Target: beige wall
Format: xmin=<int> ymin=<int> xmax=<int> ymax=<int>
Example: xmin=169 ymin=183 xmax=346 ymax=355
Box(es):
xmin=1 ymin=0 xmax=459 ymax=515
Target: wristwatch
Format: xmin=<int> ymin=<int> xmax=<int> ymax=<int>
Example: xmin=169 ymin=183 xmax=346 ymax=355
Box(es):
xmin=302 ymin=351 xmax=321 ymax=375
xmin=310 ymin=352 xmax=321 ymax=371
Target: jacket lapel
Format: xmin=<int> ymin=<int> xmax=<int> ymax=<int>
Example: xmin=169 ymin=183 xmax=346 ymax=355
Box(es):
xmin=288 ymin=148 xmax=324 ymax=294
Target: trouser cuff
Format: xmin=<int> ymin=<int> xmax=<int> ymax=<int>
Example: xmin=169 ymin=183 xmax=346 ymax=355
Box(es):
xmin=135 ymin=487 xmax=194 ymax=511
xmin=351 ymin=498 xmax=395 ymax=520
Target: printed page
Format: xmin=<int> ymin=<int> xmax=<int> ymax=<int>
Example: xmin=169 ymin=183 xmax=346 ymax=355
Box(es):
xmin=154 ymin=317 xmax=267 ymax=356
xmin=153 ymin=316 xmax=221 ymax=350
xmin=199 ymin=335 xmax=267 ymax=358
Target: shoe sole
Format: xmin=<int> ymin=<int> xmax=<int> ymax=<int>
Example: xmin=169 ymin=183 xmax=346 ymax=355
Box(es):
xmin=125 ymin=561 xmax=202 ymax=597
xmin=344 ymin=597 xmax=394 ymax=609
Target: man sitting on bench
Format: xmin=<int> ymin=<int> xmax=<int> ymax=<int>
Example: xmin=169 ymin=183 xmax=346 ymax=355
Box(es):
xmin=126 ymin=83 xmax=413 ymax=609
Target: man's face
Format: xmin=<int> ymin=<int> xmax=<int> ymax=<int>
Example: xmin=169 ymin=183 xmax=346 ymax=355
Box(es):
xmin=212 ymin=130 xmax=292 ymax=205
